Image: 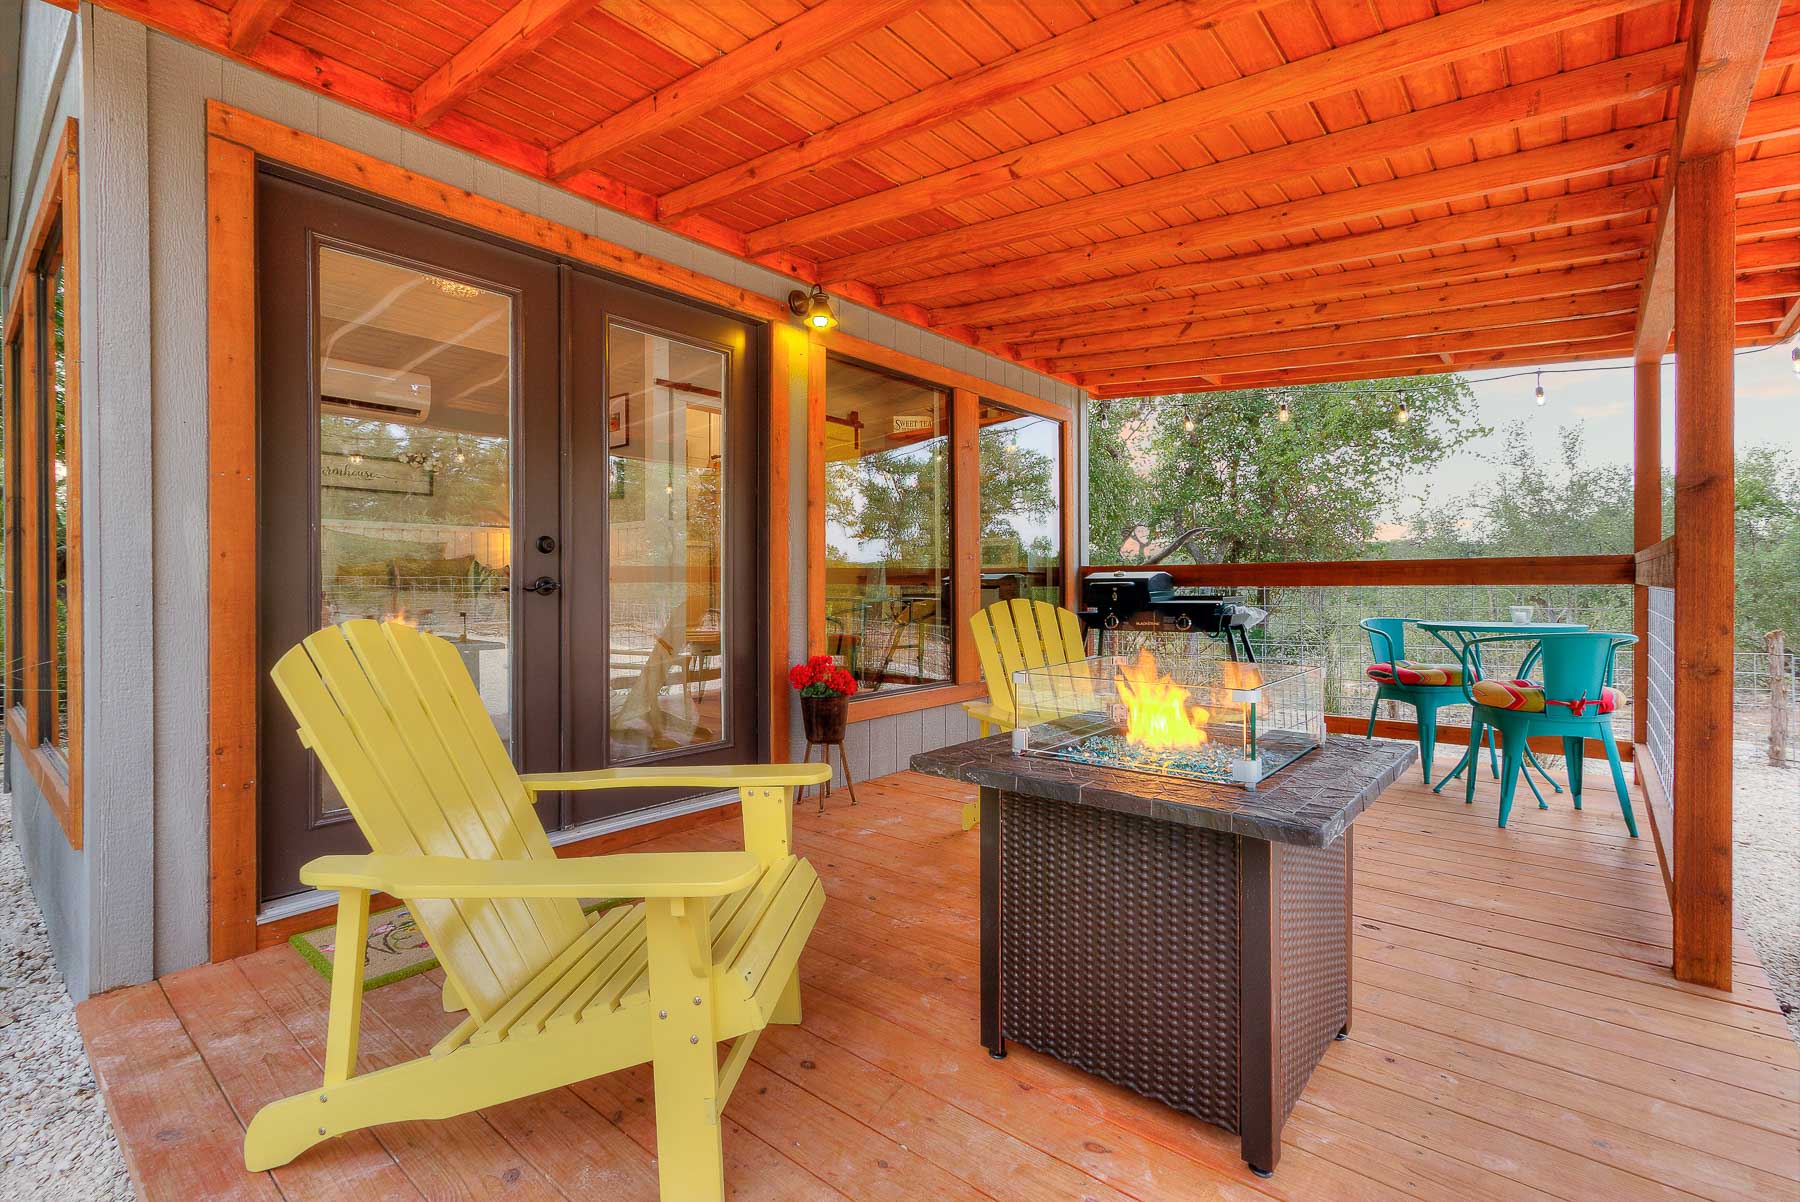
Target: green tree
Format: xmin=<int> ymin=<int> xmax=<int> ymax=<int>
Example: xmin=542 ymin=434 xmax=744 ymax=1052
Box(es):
xmin=1086 ymin=377 xmax=1488 ymax=563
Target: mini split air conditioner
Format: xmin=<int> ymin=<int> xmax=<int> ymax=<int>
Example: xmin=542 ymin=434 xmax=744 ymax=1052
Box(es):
xmin=320 ymin=359 xmax=432 ymax=424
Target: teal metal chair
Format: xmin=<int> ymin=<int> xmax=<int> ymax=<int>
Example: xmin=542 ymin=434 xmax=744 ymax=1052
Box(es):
xmin=1361 ymin=617 xmax=1496 ymax=783
xmin=1457 ymin=630 xmax=1638 ymax=835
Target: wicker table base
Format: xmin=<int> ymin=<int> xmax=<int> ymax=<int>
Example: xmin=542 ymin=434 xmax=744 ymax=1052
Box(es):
xmin=978 ymin=785 xmax=1352 ymax=1178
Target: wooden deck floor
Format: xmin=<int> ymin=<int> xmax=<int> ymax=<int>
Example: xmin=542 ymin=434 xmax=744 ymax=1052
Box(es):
xmin=78 ymin=765 xmax=1800 ymax=1202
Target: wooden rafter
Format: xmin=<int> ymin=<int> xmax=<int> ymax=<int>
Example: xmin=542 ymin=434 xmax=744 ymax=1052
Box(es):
xmin=822 ymin=47 xmax=1685 ymax=284
xmin=225 ymin=0 xmax=292 ymax=54
xmin=1014 ymin=263 xmax=1649 ymax=360
xmin=1633 ymin=0 xmax=1784 ymax=362
xmin=656 ymin=0 xmax=1262 ymax=219
xmin=412 ymin=0 xmax=598 ymax=128
xmin=548 ymin=0 xmax=917 ymax=181
xmin=1049 ymin=290 xmax=1643 ymax=377
xmin=744 ymin=0 xmax=1661 ymax=254
xmin=887 ymin=122 xmax=1670 ymax=306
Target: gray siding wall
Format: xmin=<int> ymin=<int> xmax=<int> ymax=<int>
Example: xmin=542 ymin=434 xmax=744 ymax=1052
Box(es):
xmin=4 ymin=0 xmax=88 ymax=997
xmin=49 ymin=14 xmax=1086 ymax=992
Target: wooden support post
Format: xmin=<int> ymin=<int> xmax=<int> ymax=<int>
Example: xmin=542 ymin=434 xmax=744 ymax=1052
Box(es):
xmin=1671 ymin=149 xmax=1735 ymax=991
xmin=1632 ymin=359 xmax=1661 ymax=749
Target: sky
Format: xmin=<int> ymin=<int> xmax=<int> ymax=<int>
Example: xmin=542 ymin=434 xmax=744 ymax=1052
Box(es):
xmin=1397 ymin=340 xmax=1799 ymax=520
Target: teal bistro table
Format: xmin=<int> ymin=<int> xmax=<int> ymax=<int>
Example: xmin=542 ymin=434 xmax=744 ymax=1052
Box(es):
xmin=1412 ymin=619 xmax=1587 ymax=804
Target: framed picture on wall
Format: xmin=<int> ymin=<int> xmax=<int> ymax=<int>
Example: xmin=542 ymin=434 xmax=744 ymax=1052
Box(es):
xmin=608 ymin=391 xmax=630 ymax=449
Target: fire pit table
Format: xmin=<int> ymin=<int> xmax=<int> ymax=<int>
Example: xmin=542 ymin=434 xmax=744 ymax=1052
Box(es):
xmin=912 ymin=721 xmax=1414 ymax=1178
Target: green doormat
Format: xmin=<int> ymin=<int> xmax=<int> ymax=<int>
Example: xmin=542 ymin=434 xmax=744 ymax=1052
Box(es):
xmin=290 ymin=899 xmax=623 ymax=991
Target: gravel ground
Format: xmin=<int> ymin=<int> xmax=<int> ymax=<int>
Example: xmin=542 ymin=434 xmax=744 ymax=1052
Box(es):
xmin=0 ymin=789 xmax=133 ymax=1201
xmin=1732 ymin=746 xmax=1800 ymax=1046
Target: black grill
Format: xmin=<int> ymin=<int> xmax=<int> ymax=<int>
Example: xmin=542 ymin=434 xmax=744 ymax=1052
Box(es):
xmin=1080 ymin=571 xmax=1265 ymax=660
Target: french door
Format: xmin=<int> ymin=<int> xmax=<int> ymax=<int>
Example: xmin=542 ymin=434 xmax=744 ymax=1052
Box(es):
xmin=255 ymin=172 xmax=760 ymax=903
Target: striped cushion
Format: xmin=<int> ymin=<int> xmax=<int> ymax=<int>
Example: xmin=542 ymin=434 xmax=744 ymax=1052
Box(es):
xmin=1366 ymin=660 xmax=1465 ymax=687
xmin=1471 ymin=678 xmax=1620 ymax=716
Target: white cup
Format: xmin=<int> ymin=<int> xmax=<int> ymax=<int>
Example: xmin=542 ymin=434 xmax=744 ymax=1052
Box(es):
xmin=1508 ymin=605 xmax=1533 ymax=624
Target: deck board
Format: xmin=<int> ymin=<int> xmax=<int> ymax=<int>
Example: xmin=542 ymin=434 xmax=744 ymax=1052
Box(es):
xmin=79 ymin=765 xmax=1800 ymax=1202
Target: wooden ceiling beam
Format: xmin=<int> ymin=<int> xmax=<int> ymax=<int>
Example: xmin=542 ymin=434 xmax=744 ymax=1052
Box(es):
xmin=884 ymin=122 xmax=1669 ymax=306
xmin=413 ymin=0 xmax=598 ymax=128
xmin=655 ymin=0 xmax=1266 ymax=220
xmin=548 ymin=0 xmax=916 ymax=181
xmin=1739 ymin=269 xmax=1800 ymax=299
xmin=744 ymin=0 xmax=1660 ymax=255
xmin=1632 ymin=0 xmax=1783 ymax=362
xmin=1073 ymin=314 xmax=1636 ymax=389
xmin=226 ymin=0 xmax=293 ymax=54
xmin=1047 ymin=289 xmax=1642 ymax=375
xmin=957 ymin=189 xmax=1656 ymax=336
xmin=823 ymin=47 xmax=1684 ymax=283
xmin=1015 ymin=260 xmax=1648 ymax=360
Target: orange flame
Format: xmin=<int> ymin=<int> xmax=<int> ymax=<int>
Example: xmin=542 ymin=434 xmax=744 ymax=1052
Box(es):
xmin=1115 ymin=649 xmax=1209 ymax=749
xmin=386 ymin=607 xmax=413 ymax=627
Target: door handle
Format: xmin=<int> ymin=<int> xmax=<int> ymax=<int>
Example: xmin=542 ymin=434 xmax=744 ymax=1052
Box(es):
xmin=524 ymin=576 xmax=561 ymax=596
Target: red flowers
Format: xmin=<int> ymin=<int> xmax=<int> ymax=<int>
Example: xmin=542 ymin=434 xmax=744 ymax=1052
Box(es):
xmin=788 ymin=653 xmax=858 ymax=698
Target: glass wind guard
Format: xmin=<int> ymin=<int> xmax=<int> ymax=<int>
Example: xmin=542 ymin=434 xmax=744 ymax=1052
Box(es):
xmin=1011 ymin=651 xmax=1325 ymax=789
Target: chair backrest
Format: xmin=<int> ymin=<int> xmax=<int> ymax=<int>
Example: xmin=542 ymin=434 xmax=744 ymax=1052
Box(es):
xmin=270 ymin=619 xmax=589 ymax=1022
xmin=1361 ymin=617 xmax=1408 ymax=665
xmin=1533 ymin=630 xmax=1635 ymax=703
xmin=969 ymin=598 xmax=1086 ymax=724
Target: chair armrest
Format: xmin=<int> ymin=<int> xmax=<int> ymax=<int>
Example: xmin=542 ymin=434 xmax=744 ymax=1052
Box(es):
xmin=518 ymin=763 xmax=831 ymax=795
xmin=299 ymin=851 xmax=763 ymax=899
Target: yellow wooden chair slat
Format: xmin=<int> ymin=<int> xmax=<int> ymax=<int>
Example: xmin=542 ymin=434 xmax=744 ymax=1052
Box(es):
xmin=959 ymin=597 xmax=1089 ymax=830
xmin=247 ymin=620 xmax=832 ymax=1202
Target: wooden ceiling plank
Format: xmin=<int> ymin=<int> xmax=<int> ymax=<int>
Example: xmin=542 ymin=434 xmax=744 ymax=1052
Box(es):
xmin=1073 ymin=313 xmax=1637 ymax=388
xmin=226 ymin=0 xmax=294 ymax=55
xmin=964 ymin=191 xmax=1658 ymax=336
xmin=413 ymin=0 xmax=600 ymax=128
xmin=656 ymin=0 xmax=1269 ymax=219
xmin=743 ymin=0 xmax=1662 ymax=255
xmin=548 ymin=0 xmax=918 ymax=180
xmin=1632 ymin=0 xmax=1783 ymax=362
xmin=822 ymin=45 xmax=1685 ymax=282
xmin=885 ymin=121 xmax=1670 ymax=306
xmin=1045 ymin=288 xmax=1644 ymax=374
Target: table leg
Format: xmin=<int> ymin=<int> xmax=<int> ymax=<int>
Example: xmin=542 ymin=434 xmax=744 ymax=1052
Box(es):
xmin=1239 ymin=839 xmax=1281 ymax=1178
xmin=978 ymin=786 xmax=1005 ymax=1059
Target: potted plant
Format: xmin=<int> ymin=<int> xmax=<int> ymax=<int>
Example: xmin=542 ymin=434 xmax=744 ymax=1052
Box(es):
xmin=789 ymin=654 xmax=857 ymax=744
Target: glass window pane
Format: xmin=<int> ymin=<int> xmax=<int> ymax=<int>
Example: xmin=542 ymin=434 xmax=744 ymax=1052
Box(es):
xmin=315 ymin=247 xmax=515 ymax=816
xmin=978 ymin=401 xmax=1062 ymax=606
xmin=49 ymin=259 xmax=67 ymax=755
xmin=824 ymin=357 xmax=952 ymax=694
xmin=605 ymin=323 xmax=729 ymax=761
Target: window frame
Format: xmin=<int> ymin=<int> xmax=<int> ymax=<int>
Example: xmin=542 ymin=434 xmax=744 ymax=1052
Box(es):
xmin=4 ymin=118 xmax=81 ymax=847
xmin=806 ymin=329 xmax=1076 ymax=723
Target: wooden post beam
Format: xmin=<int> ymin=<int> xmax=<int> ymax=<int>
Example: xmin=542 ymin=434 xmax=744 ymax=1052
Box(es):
xmin=225 ymin=0 xmax=293 ymax=55
xmin=548 ymin=0 xmax=916 ymax=181
xmin=1671 ymin=149 xmax=1737 ymax=991
xmin=1633 ymin=0 xmax=1783 ymax=362
xmin=412 ymin=0 xmax=599 ymax=128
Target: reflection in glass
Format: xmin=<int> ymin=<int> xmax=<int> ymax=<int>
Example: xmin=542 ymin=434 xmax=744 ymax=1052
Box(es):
xmin=315 ymin=247 xmax=515 ymax=802
xmin=606 ymin=323 xmax=729 ymax=760
xmin=978 ymin=401 xmax=1062 ymax=607
xmin=45 ymin=256 xmax=68 ymax=756
xmin=823 ymin=357 xmax=952 ymax=694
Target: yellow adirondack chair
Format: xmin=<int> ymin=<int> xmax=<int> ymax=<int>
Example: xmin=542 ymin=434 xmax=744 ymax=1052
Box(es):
xmin=959 ymin=597 xmax=1088 ymax=830
xmin=243 ymin=619 xmax=831 ymax=1202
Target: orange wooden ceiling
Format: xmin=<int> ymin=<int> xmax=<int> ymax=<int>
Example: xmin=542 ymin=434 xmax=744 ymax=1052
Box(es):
xmin=103 ymin=0 xmax=1800 ymax=395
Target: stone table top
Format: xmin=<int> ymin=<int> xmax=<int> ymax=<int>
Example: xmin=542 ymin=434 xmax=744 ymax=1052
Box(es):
xmin=911 ymin=734 xmax=1417 ymax=847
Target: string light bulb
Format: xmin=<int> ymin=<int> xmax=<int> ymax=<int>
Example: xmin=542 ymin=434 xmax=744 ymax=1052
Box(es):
xmin=347 ymin=449 xmax=364 ymax=465
xmin=1395 ymin=398 xmax=1410 ymax=425
xmin=1533 ymin=371 xmax=1546 ymax=405
xmin=1276 ymin=399 xmax=1291 ymax=423
xmin=1182 ymin=413 xmax=1194 ymax=432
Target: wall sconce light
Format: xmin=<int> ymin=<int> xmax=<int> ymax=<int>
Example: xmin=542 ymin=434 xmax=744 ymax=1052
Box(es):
xmin=788 ymin=284 xmax=838 ymax=331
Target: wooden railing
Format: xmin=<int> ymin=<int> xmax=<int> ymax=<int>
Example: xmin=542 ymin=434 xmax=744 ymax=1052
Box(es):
xmin=1079 ymin=554 xmax=1635 ymax=587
